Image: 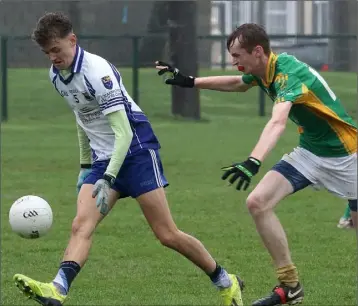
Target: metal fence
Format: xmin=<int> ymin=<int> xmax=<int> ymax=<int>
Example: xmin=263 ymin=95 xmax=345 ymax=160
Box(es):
xmin=0 ymin=0 xmax=357 ymax=121
xmin=0 ymin=33 xmax=356 ymax=121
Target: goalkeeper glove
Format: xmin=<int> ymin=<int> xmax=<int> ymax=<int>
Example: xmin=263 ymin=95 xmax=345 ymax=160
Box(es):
xmin=92 ymin=173 xmax=115 ymax=215
xmin=221 ymin=157 xmax=261 ymax=191
xmin=76 ymin=164 xmax=92 ymax=194
xmin=155 ymin=61 xmax=195 ymax=88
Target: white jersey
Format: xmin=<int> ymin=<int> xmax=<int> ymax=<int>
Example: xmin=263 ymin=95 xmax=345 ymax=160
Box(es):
xmin=49 ymin=45 xmax=160 ymax=162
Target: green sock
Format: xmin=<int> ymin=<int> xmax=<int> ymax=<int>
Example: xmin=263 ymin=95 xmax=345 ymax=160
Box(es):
xmin=343 ymin=204 xmax=351 ymax=219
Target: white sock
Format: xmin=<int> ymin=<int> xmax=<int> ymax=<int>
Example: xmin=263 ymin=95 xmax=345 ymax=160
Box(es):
xmin=52 ymin=269 xmax=68 ymax=294
xmin=213 ymin=269 xmax=232 ymax=289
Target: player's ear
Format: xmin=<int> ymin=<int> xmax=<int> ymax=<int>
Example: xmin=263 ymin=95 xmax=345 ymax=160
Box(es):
xmin=69 ymin=33 xmax=77 ymax=47
xmin=253 ymin=45 xmax=263 ymax=58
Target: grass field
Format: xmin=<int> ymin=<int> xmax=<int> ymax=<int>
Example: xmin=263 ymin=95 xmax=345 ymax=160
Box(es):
xmin=1 ymin=68 xmax=357 ymax=305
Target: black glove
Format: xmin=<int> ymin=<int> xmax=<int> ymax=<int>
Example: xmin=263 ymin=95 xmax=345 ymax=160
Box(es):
xmin=221 ymin=157 xmax=261 ymax=191
xmin=155 ymin=61 xmax=195 ymax=88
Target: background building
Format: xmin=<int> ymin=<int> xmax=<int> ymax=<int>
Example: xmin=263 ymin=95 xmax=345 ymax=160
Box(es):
xmin=211 ymin=0 xmax=356 ymax=71
xmin=1 ymin=0 xmax=356 ymax=71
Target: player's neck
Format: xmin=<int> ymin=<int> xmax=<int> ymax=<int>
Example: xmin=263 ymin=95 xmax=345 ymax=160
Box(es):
xmin=256 ymin=54 xmax=270 ymax=80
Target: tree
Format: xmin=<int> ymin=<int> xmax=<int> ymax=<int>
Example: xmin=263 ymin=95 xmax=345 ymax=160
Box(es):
xmin=168 ymin=1 xmax=200 ymax=120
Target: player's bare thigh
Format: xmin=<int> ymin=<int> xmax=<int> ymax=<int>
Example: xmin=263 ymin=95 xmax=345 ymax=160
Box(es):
xmin=76 ymin=184 xmax=120 ymax=227
xmin=246 ymin=170 xmax=294 ymax=215
xmin=136 ymin=187 xmax=178 ymax=234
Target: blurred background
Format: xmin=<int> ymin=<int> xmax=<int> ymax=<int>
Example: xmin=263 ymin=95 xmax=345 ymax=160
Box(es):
xmin=1 ymin=2 xmax=357 ymax=305
xmin=0 ymin=0 xmax=356 ymax=121
xmin=0 ymin=0 xmax=356 ymax=69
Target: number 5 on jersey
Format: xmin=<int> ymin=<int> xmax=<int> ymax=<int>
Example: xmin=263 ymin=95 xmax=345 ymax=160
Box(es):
xmin=73 ymin=94 xmax=79 ymax=103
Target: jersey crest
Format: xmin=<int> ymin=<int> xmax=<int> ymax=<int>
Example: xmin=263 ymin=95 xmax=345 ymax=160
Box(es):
xmin=101 ymin=75 xmax=113 ymax=90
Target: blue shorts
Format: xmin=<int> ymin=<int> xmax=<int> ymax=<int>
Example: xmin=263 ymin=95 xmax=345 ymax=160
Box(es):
xmin=84 ymin=149 xmax=169 ymax=199
xmin=271 ymin=160 xmax=312 ymax=193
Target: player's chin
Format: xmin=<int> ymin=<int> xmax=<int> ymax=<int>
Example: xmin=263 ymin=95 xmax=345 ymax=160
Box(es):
xmin=53 ymin=62 xmax=66 ymax=70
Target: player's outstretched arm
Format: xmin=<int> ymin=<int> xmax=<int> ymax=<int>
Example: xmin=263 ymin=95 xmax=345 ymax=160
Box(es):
xmin=250 ymin=101 xmax=292 ymax=163
xmin=194 ymin=75 xmax=251 ymax=92
xmin=155 ymin=61 xmax=252 ymax=92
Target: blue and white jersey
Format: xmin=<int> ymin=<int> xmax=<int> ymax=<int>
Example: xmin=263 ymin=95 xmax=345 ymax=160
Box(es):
xmin=49 ymin=45 xmax=160 ymax=162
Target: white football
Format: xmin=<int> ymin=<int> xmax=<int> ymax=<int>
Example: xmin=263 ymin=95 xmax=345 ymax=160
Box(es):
xmin=9 ymin=195 xmax=53 ymax=239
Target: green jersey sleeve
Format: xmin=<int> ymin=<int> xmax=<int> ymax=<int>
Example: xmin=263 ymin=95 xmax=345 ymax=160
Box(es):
xmin=274 ymin=74 xmax=304 ymax=103
xmin=105 ymin=110 xmax=133 ymax=178
xmin=242 ymin=74 xmax=258 ymax=86
xmin=76 ymin=123 xmax=91 ymax=165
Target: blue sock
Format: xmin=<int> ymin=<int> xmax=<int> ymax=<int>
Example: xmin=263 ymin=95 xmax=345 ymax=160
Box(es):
xmin=52 ymin=261 xmax=81 ymax=295
xmin=208 ymin=263 xmax=232 ymax=289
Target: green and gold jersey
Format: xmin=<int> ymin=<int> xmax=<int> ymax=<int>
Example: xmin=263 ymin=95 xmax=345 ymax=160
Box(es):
xmin=242 ymin=52 xmax=357 ymax=157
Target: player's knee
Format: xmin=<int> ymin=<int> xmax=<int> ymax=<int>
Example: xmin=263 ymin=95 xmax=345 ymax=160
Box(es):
xmin=246 ymin=192 xmax=270 ymax=216
xmin=71 ymin=216 xmax=96 ymax=239
xmin=155 ymin=228 xmax=181 ymax=248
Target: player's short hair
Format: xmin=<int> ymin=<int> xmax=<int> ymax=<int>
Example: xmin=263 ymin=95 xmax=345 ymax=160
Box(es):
xmin=226 ymin=23 xmax=271 ymax=55
xmin=32 ymin=12 xmax=73 ymax=47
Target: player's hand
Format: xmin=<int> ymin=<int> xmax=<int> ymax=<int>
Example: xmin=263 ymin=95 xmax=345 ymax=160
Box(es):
xmin=92 ymin=174 xmax=114 ymax=215
xmin=221 ymin=157 xmax=261 ymax=191
xmin=76 ymin=167 xmax=92 ymax=194
xmin=155 ymin=61 xmax=195 ymax=88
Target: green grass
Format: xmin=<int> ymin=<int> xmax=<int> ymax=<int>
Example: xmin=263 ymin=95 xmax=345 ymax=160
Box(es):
xmin=1 ymin=69 xmax=357 ymax=305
